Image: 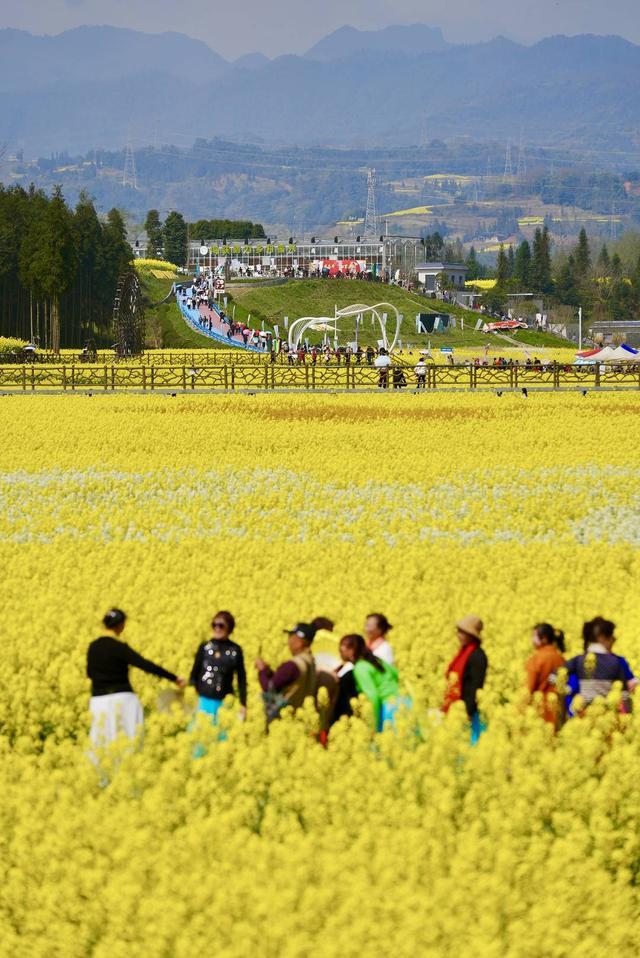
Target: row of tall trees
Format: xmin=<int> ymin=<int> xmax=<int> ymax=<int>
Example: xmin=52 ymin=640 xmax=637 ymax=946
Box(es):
xmin=143 ymin=212 xmax=267 ymax=267
xmin=143 ymin=210 xmax=189 ymax=266
xmin=0 ymin=185 xmax=131 ymax=350
xmin=554 ymin=231 xmax=640 ymax=321
xmin=494 ymin=226 xmax=553 ymax=293
xmin=486 ymin=226 xmax=640 ymax=322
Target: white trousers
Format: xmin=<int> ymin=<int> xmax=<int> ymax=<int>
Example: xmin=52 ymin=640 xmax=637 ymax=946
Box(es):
xmin=89 ymin=692 xmax=144 ymax=747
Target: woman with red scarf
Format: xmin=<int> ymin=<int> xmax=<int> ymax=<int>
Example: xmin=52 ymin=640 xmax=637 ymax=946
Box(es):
xmin=443 ymin=615 xmax=488 ymax=742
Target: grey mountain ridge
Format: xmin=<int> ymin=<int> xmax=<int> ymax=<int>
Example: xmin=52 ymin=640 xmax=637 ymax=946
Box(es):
xmin=304 ymin=24 xmax=450 ymax=60
xmin=0 ymin=26 xmax=639 ymax=155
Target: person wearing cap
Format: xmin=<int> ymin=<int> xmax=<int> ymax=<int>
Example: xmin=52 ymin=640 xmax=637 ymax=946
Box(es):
xmin=443 ymin=615 xmax=488 ymax=742
xmin=256 ymin=623 xmax=317 ymax=718
xmin=87 ymin=608 xmax=186 ymax=748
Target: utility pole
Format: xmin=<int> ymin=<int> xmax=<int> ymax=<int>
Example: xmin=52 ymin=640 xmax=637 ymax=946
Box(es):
xmin=122 ymin=141 xmax=138 ymax=190
xmin=578 ymin=306 xmax=582 ymax=351
xmin=419 ymin=111 xmax=428 ymax=149
xmin=364 ymin=169 xmax=379 ymax=239
xmin=610 ymin=201 xmax=617 ymax=241
xmin=503 ymin=141 xmax=513 ymax=182
xmin=516 ymin=133 xmax=527 ymax=179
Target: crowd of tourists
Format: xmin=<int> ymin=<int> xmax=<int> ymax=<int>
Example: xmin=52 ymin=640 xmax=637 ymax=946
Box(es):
xmin=86 ymin=609 xmax=635 ymax=750
xmin=177 ymin=280 xmax=274 ymax=350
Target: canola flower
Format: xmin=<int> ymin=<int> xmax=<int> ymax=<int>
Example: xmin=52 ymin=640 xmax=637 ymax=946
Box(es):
xmin=1 ymin=392 xmax=640 ymax=955
xmin=133 ymin=257 xmax=180 ymax=272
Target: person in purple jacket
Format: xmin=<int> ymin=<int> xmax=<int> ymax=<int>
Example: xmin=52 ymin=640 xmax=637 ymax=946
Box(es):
xmin=565 ymin=617 xmax=630 ymax=712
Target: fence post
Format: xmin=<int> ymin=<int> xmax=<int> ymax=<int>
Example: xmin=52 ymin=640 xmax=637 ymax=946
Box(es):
xmin=264 ymin=364 xmax=269 ymax=390
xmin=595 ymin=364 xmax=601 ymax=389
xmin=305 ymin=364 xmax=309 ymax=390
xmin=271 ymin=364 xmax=276 ymax=389
xmin=182 ymin=366 xmax=187 ymax=391
xmin=151 ymin=366 xmax=155 ymax=392
xmin=224 ymin=366 xmax=228 ymax=391
xmin=142 ymin=366 xmax=147 ymax=392
xmin=231 ymin=365 xmax=235 ymax=391
xmin=469 ymin=364 xmax=475 ymax=391
xmin=71 ymin=365 xmax=75 ymax=391
xmin=104 ymin=366 xmax=108 ymax=391
xmin=62 ymin=366 xmax=67 ymax=391
xmin=552 ymin=363 xmax=559 ymax=390
xmin=22 ymin=366 xmax=26 ymax=392
xmin=111 ymin=366 xmax=116 ymax=391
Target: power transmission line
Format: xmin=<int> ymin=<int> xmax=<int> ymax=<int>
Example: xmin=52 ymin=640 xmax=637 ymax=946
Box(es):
xmin=503 ymin=141 xmax=513 ymax=181
xmin=122 ymin=140 xmax=138 ymax=190
xmin=364 ymin=169 xmax=379 ymax=238
xmin=610 ymin=201 xmax=617 ymax=240
xmin=516 ymin=133 xmax=527 ymax=178
xmin=419 ymin=112 xmax=428 ymax=149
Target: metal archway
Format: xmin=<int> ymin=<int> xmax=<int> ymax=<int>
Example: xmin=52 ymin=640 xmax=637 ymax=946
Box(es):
xmin=113 ymin=270 xmax=145 ymax=357
xmin=288 ymin=302 xmax=402 ymax=352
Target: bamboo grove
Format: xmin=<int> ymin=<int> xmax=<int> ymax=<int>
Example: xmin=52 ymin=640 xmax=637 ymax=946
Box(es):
xmin=0 ymin=185 xmax=132 ymax=351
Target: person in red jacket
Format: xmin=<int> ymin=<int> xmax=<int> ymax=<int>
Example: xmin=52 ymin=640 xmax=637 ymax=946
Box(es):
xmin=443 ymin=615 xmax=488 ymax=742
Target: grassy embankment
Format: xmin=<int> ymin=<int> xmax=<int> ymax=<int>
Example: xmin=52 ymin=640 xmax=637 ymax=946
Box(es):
xmin=140 ymin=268 xmax=573 ymax=356
xmin=227 ymin=280 xmax=572 ymax=353
xmin=140 ymin=268 xmax=213 ymax=349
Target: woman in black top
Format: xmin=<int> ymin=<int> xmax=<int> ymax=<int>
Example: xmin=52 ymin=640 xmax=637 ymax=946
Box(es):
xmin=190 ymin=611 xmax=247 ymax=723
xmin=87 ymin=608 xmax=185 ymax=747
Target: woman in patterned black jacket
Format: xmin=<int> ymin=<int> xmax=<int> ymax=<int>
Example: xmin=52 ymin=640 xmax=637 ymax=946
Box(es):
xmin=189 ymin=611 xmax=247 ymax=723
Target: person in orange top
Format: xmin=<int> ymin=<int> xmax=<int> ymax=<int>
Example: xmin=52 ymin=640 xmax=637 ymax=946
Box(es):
xmin=525 ymin=622 xmax=566 ymax=727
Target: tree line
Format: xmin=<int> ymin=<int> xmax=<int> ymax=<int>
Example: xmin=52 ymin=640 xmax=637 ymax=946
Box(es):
xmin=0 ymin=185 xmax=132 ymax=351
xmin=143 ymin=211 xmax=266 ymax=267
xmin=478 ymin=226 xmax=640 ymax=322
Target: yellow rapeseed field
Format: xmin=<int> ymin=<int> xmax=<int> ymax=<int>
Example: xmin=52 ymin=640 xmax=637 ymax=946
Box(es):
xmin=1 ymin=393 xmax=640 ymax=956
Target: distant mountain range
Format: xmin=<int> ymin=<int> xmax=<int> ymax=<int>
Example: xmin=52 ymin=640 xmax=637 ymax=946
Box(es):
xmin=1 ymin=25 xmax=640 ymax=158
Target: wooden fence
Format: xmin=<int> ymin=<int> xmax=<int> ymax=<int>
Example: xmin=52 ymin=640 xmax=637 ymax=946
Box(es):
xmin=1 ymin=363 xmax=640 ymax=392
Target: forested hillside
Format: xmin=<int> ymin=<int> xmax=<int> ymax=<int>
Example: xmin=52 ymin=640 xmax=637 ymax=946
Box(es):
xmin=0 ymin=186 xmax=131 ymax=349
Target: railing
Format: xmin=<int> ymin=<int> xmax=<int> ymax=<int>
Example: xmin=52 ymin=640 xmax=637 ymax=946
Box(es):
xmin=1 ymin=364 xmax=640 ymax=392
xmin=2 ymin=351 xmax=419 ymax=367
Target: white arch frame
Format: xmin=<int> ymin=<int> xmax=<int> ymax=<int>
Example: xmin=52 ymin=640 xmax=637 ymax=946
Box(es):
xmin=288 ymin=302 xmax=402 ymax=352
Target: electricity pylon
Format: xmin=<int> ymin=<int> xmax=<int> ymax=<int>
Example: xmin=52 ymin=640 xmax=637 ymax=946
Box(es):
xmin=364 ymin=169 xmax=379 ymax=238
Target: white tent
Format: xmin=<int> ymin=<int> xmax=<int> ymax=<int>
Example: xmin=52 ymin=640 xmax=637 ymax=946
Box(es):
xmin=575 ymin=345 xmax=639 ymax=364
xmin=611 ymin=345 xmax=639 ymax=361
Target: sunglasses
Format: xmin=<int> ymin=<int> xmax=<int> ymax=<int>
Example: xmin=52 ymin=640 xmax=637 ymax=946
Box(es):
xmin=213 ymin=621 xmax=227 ymax=629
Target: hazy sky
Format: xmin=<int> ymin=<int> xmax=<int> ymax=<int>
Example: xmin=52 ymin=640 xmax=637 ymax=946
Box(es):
xmin=1 ymin=0 xmax=638 ymax=58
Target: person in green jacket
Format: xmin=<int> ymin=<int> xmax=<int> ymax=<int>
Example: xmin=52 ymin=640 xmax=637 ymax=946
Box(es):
xmin=338 ymin=633 xmax=403 ymax=732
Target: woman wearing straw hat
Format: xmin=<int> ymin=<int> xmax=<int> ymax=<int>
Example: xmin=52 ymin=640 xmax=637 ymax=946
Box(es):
xmin=443 ymin=615 xmax=488 ymax=743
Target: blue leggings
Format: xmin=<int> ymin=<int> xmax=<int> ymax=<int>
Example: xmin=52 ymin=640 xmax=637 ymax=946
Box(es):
xmin=470 ymin=711 xmax=487 ymax=745
xmin=380 ymin=696 xmax=413 ymax=732
xmin=198 ymin=696 xmax=224 ymax=721
xmin=192 ymin=697 xmax=226 ymax=756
